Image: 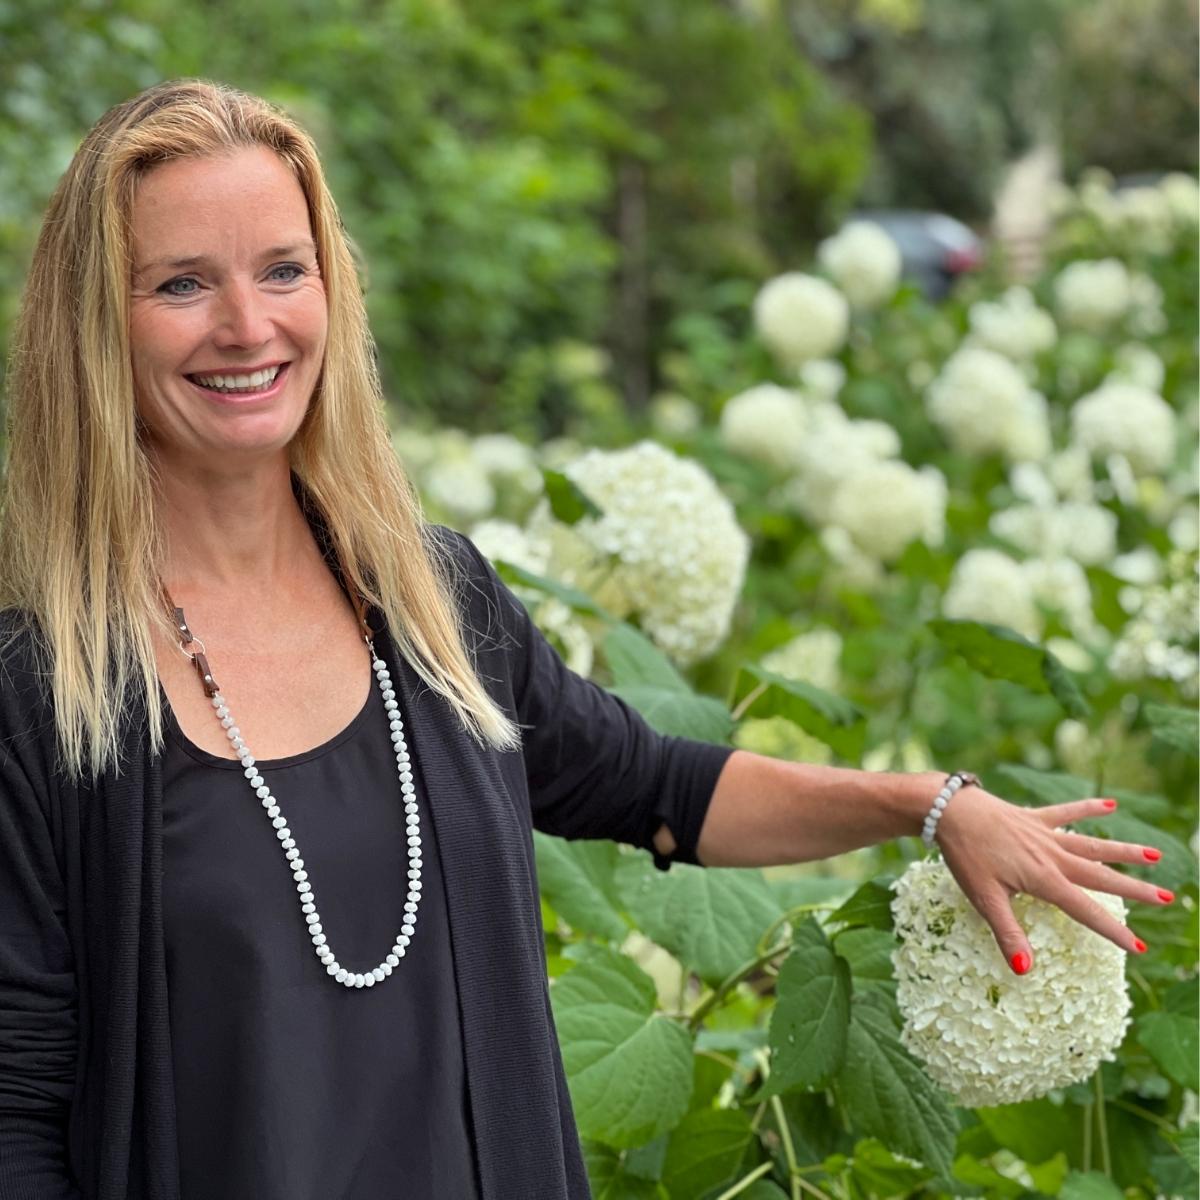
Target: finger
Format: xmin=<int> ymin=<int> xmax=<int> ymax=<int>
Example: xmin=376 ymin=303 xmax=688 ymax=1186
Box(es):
xmin=1059 ymin=855 xmax=1176 ymax=909
xmin=1033 ymin=797 xmax=1119 ymax=826
xmin=1035 ymin=873 xmax=1147 ymax=956
xmin=972 ymin=884 xmax=1035 ymax=975
xmin=1052 ymin=828 xmax=1165 ymax=868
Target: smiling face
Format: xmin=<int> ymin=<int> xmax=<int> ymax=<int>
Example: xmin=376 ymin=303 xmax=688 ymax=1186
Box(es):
xmin=128 ymin=146 xmax=328 ymax=471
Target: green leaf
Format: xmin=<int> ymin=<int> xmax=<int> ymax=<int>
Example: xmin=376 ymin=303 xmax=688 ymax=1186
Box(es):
xmin=534 ymin=833 xmax=629 ymax=941
xmin=995 ymin=765 xmax=1175 ymax=824
xmin=928 ymin=618 xmax=1090 ymax=717
xmin=493 ymin=559 xmax=614 ymax=619
xmin=1136 ymin=1010 xmax=1200 ymax=1091
xmin=1143 ymin=703 xmax=1199 ymax=758
xmin=738 ymin=664 xmax=866 ymax=760
xmin=616 ymin=856 xmax=783 ymax=986
xmin=610 ymin=684 xmax=734 ymax=742
xmin=1059 ymin=1170 xmax=1125 ymax=1200
xmin=834 ymin=927 xmax=897 ymax=999
xmin=1087 ymin=810 xmax=1199 ymax=893
xmin=661 ymin=1109 xmax=754 ymax=1197
xmin=552 ymin=947 xmax=694 ymax=1147
xmin=952 ymin=1152 xmax=1024 ymax=1197
xmin=833 ymin=992 xmax=959 ymax=1177
xmin=582 ymin=1142 xmax=667 ymax=1200
xmin=845 ymin=1138 xmax=935 ymax=1195
xmin=1026 ymin=1152 xmax=1070 ymax=1195
xmin=543 ymin=467 xmax=603 ymax=525
xmin=1179 ymin=1121 xmax=1199 ymax=1176
xmin=763 ymin=918 xmax=851 ymax=1095
xmin=731 ymin=1184 xmax=788 ymax=1200
xmin=604 ymin=623 xmax=690 ymax=690
xmin=976 ymin=1097 xmax=1081 ymax=1165
xmin=826 ymin=876 xmax=896 ymax=933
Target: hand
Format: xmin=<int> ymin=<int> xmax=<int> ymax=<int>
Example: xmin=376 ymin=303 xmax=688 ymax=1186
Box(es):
xmin=932 ymin=785 xmax=1170 ymax=974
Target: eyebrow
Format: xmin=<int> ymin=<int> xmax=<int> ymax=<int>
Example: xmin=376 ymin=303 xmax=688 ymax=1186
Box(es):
xmin=133 ymin=241 xmax=318 ymax=276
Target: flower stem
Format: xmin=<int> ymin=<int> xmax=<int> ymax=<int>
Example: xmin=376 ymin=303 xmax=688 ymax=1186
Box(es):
xmin=770 ymin=1094 xmax=803 ymax=1200
xmin=1095 ymin=1067 xmax=1112 ymax=1176
xmin=714 ymin=1161 xmax=774 ymax=1199
xmin=1082 ymin=1099 xmax=1093 ymax=1172
xmin=732 ymin=680 xmax=768 ymax=722
xmin=688 ymin=943 xmax=790 ymax=1031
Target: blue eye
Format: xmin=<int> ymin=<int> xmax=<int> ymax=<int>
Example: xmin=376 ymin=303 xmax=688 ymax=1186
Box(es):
xmin=159 ymin=276 xmax=199 ymax=297
xmin=268 ymin=263 xmax=305 ymax=282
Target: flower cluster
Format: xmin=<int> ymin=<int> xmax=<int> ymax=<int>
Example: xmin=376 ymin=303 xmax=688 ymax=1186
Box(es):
xmin=828 ymin=460 xmax=947 ymax=563
xmin=816 ymin=222 xmax=902 ymax=309
xmin=1070 ymin=381 xmax=1178 ymax=477
xmin=967 ymin=286 xmax=1057 ymax=363
xmin=719 ymin=383 xmax=809 ymax=469
xmin=1053 ymin=259 xmax=1166 ymax=337
xmin=551 ymin=441 xmax=750 ymax=664
xmin=753 ymin=272 xmax=850 ymax=366
xmin=926 ymin=346 xmax=1051 ymax=463
xmin=760 ymin=628 xmax=843 ymax=691
xmin=990 ymin=501 xmax=1118 ymax=567
xmin=890 ymin=858 xmax=1132 ymax=1108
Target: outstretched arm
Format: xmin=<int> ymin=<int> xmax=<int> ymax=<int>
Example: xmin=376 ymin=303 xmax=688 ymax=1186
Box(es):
xmin=656 ymin=751 xmax=1168 ymax=974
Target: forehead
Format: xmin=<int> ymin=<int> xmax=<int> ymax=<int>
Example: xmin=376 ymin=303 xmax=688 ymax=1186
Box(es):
xmin=130 ymin=147 xmax=313 ymax=257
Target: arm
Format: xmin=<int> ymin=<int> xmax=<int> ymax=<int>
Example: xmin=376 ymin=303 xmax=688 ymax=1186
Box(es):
xmin=660 ymin=750 xmax=1166 ymax=975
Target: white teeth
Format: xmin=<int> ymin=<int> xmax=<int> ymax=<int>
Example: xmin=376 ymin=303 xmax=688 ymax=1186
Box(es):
xmin=193 ymin=365 xmax=282 ymax=391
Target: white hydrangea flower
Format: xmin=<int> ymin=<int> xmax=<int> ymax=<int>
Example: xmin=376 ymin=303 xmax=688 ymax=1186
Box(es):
xmin=561 ymin=441 xmax=749 ymax=664
xmin=1046 ymin=445 xmax=1097 ymax=504
xmin=1127 ymin=272 xmax=1168 ymax=337
xmin=719 ymin=383 xmax=808 ymax=469
xmin=818 ymin=525 xmax=886 ymax=591
xmin=470 ymin=433 xmax=538 ymax=479
xmin=798 ymin=358 xmax=847 ymax=404
xmin=468 ymin=518 xmax=548 ymax=573
xmin=990 ymin=502 xmax=1117 ymax=566
xmin=1108 ymin=343 xmax=1165 ymax=393
xmin=967 ymin=287 xmax=1057 ymax=362
xmin=753 ymin=272 xmax=850 ymax=366
xmin=649 ymin=393 xmax=701 ymax=438
xmin=816 ymin=221 xmax=902 ymax=309
xmin=1160 ymin=173 xmax=1200 ymax=226
xmin=424 ymin=457 xmax=496 ymax=523
xmin=829 ymin=460 xmax=947 ymax=563
xmin=927 ymin=346 xmax=1051 ymax=463
xmin=942 ymin=549 xmax=1041 ymax=640
xmin=891 ymin=858 xmax=1132 ymax=1108
xmin=1071 ymin=382 xmax=1176 ymax=476
xmin=1112 ymin=186 xmax=1175 ymax=255
xmin=1024 ymin=557 xmax=1097 ymax=641
xmin=761 ymin=628 xmax=843 ymax=692
xmin=1054 ymin=259 xmax=1133 ymax=333
xmin=1108 ymin=553 xmax=1199 ymax=698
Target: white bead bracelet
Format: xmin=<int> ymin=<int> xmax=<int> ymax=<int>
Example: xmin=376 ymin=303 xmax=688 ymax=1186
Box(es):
xmin=921 ymin=771 xmax=980 ymax=849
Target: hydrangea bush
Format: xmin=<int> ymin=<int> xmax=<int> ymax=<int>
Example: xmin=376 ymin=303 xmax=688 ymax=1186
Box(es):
xmin=396 ymin=168 xmax=1198 ymax=1200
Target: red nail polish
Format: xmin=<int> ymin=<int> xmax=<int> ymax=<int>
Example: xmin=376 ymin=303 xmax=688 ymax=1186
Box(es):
xmin=1102 ymin=799 xmax=1117 ymax=810
xmin=1010 ymin=951 xmax=1031 ymax=974
xmin=1143 ymin=848 xmax=1162 ymax=862
xmin=1157 ymin=888 xmax=1174 ymax=903
xmin=1133 ymin=938 xmax=1147 ymax=954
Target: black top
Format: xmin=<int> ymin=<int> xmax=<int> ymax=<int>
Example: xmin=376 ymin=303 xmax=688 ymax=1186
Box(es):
xmin=0 ymin=524 xmax=736 ymax=1199
xmin=161 ymin=632 xmax=479 ymax=1199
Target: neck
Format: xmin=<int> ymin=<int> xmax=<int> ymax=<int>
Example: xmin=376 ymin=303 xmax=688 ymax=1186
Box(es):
xmin=153 ymin=451 xmax=315 ymax=594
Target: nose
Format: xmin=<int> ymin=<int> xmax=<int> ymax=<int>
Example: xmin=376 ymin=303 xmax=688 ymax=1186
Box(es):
xmin=212 ymin=278 xmax=273 ymax=349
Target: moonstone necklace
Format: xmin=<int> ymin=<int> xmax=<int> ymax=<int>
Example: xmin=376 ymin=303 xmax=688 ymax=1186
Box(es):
xmin=168 ymin=598 xmax=422 ymax=990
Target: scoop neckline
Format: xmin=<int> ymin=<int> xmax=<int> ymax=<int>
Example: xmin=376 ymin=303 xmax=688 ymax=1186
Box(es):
xmin=161 ymin=677 xmax=378 ymax=771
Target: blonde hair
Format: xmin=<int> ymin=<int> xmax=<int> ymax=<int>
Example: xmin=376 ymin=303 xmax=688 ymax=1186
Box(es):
xmin=0 ymin=78 xmax=520 ymax=778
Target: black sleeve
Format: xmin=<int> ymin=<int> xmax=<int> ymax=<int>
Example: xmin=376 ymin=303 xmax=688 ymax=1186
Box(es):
xmin=0 ymin=623 xmax=83 ymax=1198
xmin=443 ymin=530 xmax=734 ymax=870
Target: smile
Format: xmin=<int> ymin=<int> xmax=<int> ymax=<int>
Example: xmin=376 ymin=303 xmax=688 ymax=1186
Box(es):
xmin=186 ymin=362 xmax=290 ymax=398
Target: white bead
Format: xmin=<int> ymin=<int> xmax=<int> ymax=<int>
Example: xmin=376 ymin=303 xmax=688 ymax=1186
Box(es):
xmin=221 ymin=715 xmax=234 ymax=729
xmin=302 ymin=902 xmax=315 ymax=914
xmin=276 ymin=828 xmax=291 ymax=841
xmin=933 ymin=796 xmax=948 ymax=811
xmin=294 ymin=869 xmax=309 ymax=882
xmin=401 ymin=922 xmax=415 ymax=937
xmin=243 ymin=765 xmax=258 ymax=779
xmin=353 ymin=974 xmax=365 ymax=988
xmin=291 ymin=859 xmax=304 ymax=871
xmin=404 ymin=901 xmax=418 ymax=914
xmin=335 ymin=969 xmax=349 ymax=983
xmin=228 ymin=727 xmax=240 ymax=740
xmin=381 ymin=963 xmax=393 ymax=977
xmin=364 ymin=975 xmax=376 ymax=987
xmin=386 ymin=954 xmax=399 ymax=967
xmin=327 ymin=963 xmax=340 ymax=975
xmin=297 ymin=882 xmax=311 ymax=894
xmin=410 ymin=859 xmax=422 ymax=872
xmin=397 ymin=935 xmax=410 ymax=949
xmin=312 ymin=933 xmax=326 ymax=946
xmin=281 ymin=836 xmax=295 ymax=849
xmin=372 ymin=967 xmax=386 ymax=982
xmin=410 ymin=880 xmax=422 ymax=893
xmin=407 ymin=835 xmax=421 ymax=848
xmin=272 ymin=816 xmax=287 ymax=829
xmin=211 ymin=695 xmax=224 ymax=708
xmin=287 ymin=849 xmax=301 ymax=861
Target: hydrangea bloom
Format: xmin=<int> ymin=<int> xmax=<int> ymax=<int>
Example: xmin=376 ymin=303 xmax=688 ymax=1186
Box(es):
xmin=753 ymin=272 xmax=850 ymax=366
xmin=926 ymin=346 xmax=1051 ymax=463
xmin=649 ymin=393 xmax=701 ymax=438
xmin=816 ymin=221 xmax=902 ymax=309
xmin=760 ymin=628 xmax=843 ymax=692
xmin=967 ymin=287 xmax=1057 ymax=362
xmin=990 ymin=502 xmax=1118 ymax=567
xmin=891 ymin=858 xmax=1132 ymax=1107
xmin=1071 ymin=382 xmax=1177 ymax=476
xmin=1108 ymin=343 xmax=1165 ymax=393
xmin=828 ymin=460 xmax=947 ymax=563
xmin=1109 ymin=551 xmax=1199 ymax=698
xmin=423 ymin=456 xmax=496 ymax=523
xmin=798 ymin=358 xmax=847 ymax=403
xmin=1024 ymin=557 xmax=1098 ymax=641
xmin=560 ymin=441 xmax=749 ymax=664
xmin=1053 ymin=259 xmax=1133 ymax=332
xmin=1161 ymin=172 xmax=1200 ymax=226
xmin=719 ymin=384 xmax=808 ymax=469
xmin=942 ymin=549 xmax=1040 ymax=640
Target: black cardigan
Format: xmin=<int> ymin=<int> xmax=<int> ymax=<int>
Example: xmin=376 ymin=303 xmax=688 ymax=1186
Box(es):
xmin=0 ymin=527 xmax=733 ymax=1199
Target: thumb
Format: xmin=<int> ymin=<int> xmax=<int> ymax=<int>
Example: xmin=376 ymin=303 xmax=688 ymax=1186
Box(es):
xmin=975 ymin=885 xmax=1033 ymax=975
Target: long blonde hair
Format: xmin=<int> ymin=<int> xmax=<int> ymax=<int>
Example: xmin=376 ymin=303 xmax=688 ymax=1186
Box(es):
xmin=0 ymin=78 xmax=520 ymax=778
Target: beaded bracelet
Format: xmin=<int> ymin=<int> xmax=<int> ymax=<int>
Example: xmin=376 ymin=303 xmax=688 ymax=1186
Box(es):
xmin=921 ymin=771 xmax=980 ymax=849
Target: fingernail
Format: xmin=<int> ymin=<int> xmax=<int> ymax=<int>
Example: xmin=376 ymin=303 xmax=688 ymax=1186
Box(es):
xmin=1102 ymin=799 xmax=1118 ymax=810
xmin=1157 ymin=888 xmax=1174 ymax=903
xmin=1010 ymin=950 xmax=1031 ymax=974
xmin=1143 ymin=847 xmax=1162 ymax=862
xmin=1132 ymin=938 xmax=1147 ymax=954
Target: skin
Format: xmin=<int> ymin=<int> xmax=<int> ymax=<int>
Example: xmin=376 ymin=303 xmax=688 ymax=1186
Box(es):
xmin=129 ymin=149 xmax=1168 ymax=977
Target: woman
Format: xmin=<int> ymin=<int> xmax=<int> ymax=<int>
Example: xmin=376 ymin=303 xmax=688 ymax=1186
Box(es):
xmin=0 ymin=80 xmax=1166 ymax=1199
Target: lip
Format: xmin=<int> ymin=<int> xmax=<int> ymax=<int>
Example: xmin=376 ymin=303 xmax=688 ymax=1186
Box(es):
xmin=185 ymin=361 xmax=291 ymax=403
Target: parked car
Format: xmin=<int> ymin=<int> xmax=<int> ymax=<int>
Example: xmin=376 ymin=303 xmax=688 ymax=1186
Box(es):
xmin=849 ymin=209 xmax=985 ymax=301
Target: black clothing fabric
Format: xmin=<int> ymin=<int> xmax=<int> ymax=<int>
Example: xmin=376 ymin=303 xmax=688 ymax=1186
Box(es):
xmin=0 ymin=525 xmax=735 ymax=1199
xmin=161 ymin=632 xmax=479 ymax=1199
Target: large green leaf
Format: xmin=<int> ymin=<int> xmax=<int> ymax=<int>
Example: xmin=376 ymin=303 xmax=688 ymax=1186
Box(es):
xmin=543 ymin=467 xmax=603 ymax=525
xmin=552 ymin=948 xmax=694 ymax=1147
xmin=1087 ymin=810 xmax=1199 ymax=893
xmin=995 ymin=765 xmax=1177 ymax=826
xmin=833 ymin=992 xmax=959 ymax=1177
xmin=928 ymin=618 xmax=1090 ymax=717
xmin=834 ymin=927 xmax=898 ymax=999
xmin=604 ymin=623 xmax=690 ymax=690
xmin=1137 ymin=1000 xmax=1199 ymax=1091
xmin=582 ymin=1143 xmax=667 ymax=1200
xmin=763 ymin=918 xmax=851 ymax=1095
xmin=610 ymin=683 xmax=735 ymax=742
xmin=826 ymin=875 xmax=896 ymax=933
xmin=616 ymin=856 xmax=783 ymax=986
xmin=1143 ymin=702 xmax=1199 ymax=758
xmin=1059 ymin=1171 xmax=1125 ymax=1200
xmin=534 ymin=832 xmax=629 ymax=941
xmin=493 ymin=559 xmax=614 ymax=619
xmin=737 ymin=664 xmax=866 ymax=760
xmin=976 ymin=1097 xmax=1081 ymax=1165
xmin=660 ymin=1109 xmax=755 ymax=1198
